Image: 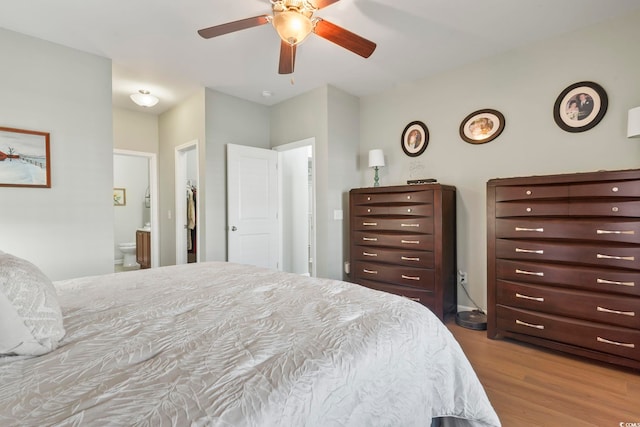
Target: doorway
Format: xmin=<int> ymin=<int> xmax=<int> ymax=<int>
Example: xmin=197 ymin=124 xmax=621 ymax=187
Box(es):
xmin=226 ymin=139 xmax=316 ymax=276
xmin=175 ymin=140 xmax=200 ymax=265
xmin=274 ymin=138 xmax=316 ymax=277
xmin=113 ymin=149 xmax=159 ymax=270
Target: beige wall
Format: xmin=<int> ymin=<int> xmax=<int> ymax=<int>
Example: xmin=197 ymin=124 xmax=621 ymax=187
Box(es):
xmin=113 ymin=108 xmax=159 ymax=153
xmin=158 ymin=90 xmax=206 ymax=266
xmin=359 ymin=11 xmax=640 ymax=310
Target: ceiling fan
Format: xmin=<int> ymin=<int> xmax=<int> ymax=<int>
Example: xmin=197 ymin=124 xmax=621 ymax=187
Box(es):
xmin=197 ymin=0 xmax=376 ymax=74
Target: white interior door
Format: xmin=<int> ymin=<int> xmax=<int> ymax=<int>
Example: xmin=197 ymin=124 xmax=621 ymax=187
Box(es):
xmin=227 ymin=144 xmax=279 ymax=270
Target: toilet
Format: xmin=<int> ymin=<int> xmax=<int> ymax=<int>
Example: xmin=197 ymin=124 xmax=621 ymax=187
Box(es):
xmin=118 ymin=242 xmax=137 ymax=268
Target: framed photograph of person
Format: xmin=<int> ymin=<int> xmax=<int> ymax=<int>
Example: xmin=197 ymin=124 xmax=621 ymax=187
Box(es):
xmin=459 ymin=109 xmax=505 ymax=144
xmin=553 ymin=81 xmax=608 ymax=133
xmin=401 ymin=121 xmax=429 ymax=157
xmin=0 ymin=126 xmax=51 ymax=188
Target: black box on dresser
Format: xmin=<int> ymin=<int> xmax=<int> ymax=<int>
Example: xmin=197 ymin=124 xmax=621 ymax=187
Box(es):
xmin=348 ymin=184 xmax=457 ymax=321
xmin=487 ymin=168 xmax=640 ymax=370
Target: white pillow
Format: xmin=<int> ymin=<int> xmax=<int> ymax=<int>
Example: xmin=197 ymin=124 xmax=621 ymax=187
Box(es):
xmin=0 ymin=251 xmax=65 ymax=356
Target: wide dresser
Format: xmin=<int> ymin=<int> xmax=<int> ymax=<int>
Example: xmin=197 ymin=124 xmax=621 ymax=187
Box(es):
xmin=348 ymin=184 xmax=456 ymax=320
xmin=487 ymin=169 xmax=640 ymax=369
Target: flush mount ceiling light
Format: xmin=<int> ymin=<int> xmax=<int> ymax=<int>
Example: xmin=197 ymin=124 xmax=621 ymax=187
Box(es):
xmin=130 ymin=90 xmax=159 ymax=108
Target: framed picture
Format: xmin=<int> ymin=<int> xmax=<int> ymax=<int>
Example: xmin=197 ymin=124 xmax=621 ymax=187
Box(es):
xmin=553 ymin=81 xmax=608 ymax=133
xmin=0 ymin=126 xmax=51 ymax=188
xmin=459 ymin=109 xmax=505 ymax=144
xmin=113 ymin=188 xmax=127 ymax=206
xmin=401 ymin=121 xmax=429 ymax=157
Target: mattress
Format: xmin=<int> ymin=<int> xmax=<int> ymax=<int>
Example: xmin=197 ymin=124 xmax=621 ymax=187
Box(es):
xmin=0 ymin=261 xmax=500 ymax=426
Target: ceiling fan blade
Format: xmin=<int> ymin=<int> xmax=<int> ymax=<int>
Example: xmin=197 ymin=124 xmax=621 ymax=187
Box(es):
xmin=198 ymin=15 xmax=270 ymax=39
xmin=313 ymin=19 xmax=376 ymax=58
xmin=314 ymin=0 xmax=341 ymax=9
xmin=278 ymin=41 xmax=296 ymax=74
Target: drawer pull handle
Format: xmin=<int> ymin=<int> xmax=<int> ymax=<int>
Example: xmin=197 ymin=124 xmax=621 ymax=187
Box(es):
xmin=526 ymin=207 xmax=532 ymax=212
xmin=363 ymin=269 xmax=378 ymax=275
xmin=597 ymin=306 xmax=635 ymax=317
xmin=597 ymin=278 xmax=635 ymax=287
xmin=401 ymin=256 xmax=420 ymax=261
xmin=408 ymin=297 xmax=420 ymax=302
xmin=516 ymin=293 xmax=544 ymax=302
xmin=515 ymin=248 xmax=544 ymax=254
xmin=362 ymin=237 xmax=378 ymax=242
xmin=367 ymin=197 xmax=371 ymax=201
xmin=406 ymin=195 xmax=411 ymax=200
xmin=515 ymin=319 xmax=544 ymax=330
xmin=367 ymin=208 xmax=371 ymax=213
xmin=401 ymin=274 xmax=421 ymax=281
xmin=401 ymin=223 xmax=420 ymax=227
xmin=362 ymin=222 xmax=378 ymax=226
xmin=515 ymin=269 xmax=544 ymax=277
xmin=525 ymin=190 xmax=532 ymax=195
xmin=407 ymin=208 xmax=412 ymax=213
xmin=362 ymin=252 xmax=378 ymax=257
xmin=597 ymin=253 xmax=635 ymax=261
xmin=612 ymin=186 xmax=619 ymax=192
xmin=401 ymin=239 xmax=420 ymax=244
xmin=597 ymin=336 xmax=635 ymax=349
xmin=515 ymin=227 xmax=544 ymax=233
xmin=597 ymin=229 xmax=635 ymax=235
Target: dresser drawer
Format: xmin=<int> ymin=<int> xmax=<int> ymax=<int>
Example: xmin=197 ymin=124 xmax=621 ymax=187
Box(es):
xmin=570 ymin=180 xmax=640 ymax=198
xmin=569 ymin=200 xmax=640 ymax=217
xmin=352 ymin=190 xmax=432 ymax=205
xmin=496 ymin=239 xmax=640 ymax=270
xmin=496 ymin=259 xmax=640 ymax=297
xmin=356 ymin=278 xmax=435 ymax=305
xmin=352 ymin=217 xmax=433 ymax=232
xmin=353 ymin=261 xmax=434 ymax=290
xmin=353 ymin=231 xmax=434 ymax=251
xmin=496 ymin=306 xmax=640 ymax=362
xmin=352 ymin=204 xmax=433 ymax=217
xmin=495 ymin=185 xmax=569 ymax=202
xmin=495 ymin=201 xmax=569 ymax=217
xmin=497 ymin=280 xmax=640 ymax=329
xmin=351 ymin=247 xmax=434 ymax=268
xmin=495 ymin=218 xmax=640 ymax=243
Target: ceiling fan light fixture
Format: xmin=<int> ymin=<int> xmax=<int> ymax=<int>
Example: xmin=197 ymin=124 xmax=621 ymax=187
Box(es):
xmin=273 ymin=11 xmax=313 ymax=45
xmin=130 ymin=89 xmax=159 ymax=108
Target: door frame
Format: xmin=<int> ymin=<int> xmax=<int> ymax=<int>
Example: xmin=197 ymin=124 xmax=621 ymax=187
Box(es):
xmin=175 ymin=140 xmax=200 ymax=265
xmin=113 ymin=148 xmax=159 ymax=268
xmin=273 ymin=137 xmax=317 ymax=277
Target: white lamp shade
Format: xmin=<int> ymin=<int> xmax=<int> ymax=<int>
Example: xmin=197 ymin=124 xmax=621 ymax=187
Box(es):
xmin=628 ymin=106 xmax=640 ymax=138
xmin=272 ymin=11 xmax=313 ymax=45
xmin=130 ymin=90 xmax=159 ymax=108
xmin=368 ymin=149 xmax=385 ymax=168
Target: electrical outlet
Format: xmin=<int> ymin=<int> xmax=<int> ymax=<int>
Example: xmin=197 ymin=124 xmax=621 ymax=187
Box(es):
xmin=459 ymin=270 xmax=467 ymax=286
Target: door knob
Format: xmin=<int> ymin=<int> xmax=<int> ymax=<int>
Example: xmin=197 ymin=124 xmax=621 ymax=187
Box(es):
xmin=231 ymin=226 xmax=237 ymax=231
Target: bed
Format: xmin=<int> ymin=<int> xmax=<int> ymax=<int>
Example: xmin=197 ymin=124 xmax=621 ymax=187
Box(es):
xmin=0 ymin=255 xmax=500 ymax=426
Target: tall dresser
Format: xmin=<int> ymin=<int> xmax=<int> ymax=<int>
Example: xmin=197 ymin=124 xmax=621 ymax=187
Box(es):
xmin=349 ymin=184 xmax=457 ymax=320
xmin=487 ymin=169 xmax=640 ymax=369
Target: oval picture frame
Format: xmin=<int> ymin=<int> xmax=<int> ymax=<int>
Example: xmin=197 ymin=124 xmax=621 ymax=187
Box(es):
xmin=553 ymin=81 xmax=608 ymax=133
xmin=401 ymin=121 xmax=429 ymax=157
xmin=459 ymin=109 xmax=505 ymax=144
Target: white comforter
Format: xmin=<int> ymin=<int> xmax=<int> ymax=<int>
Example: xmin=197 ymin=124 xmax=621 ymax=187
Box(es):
xmin=0 ymin=262 xmax=500 ymax=427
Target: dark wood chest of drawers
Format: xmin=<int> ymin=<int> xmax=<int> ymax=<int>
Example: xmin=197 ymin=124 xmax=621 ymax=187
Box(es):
xmin=349 ymin=184 xmax=457 ymax=320
xmin=487 ymin=169 xmax=640 ymax=369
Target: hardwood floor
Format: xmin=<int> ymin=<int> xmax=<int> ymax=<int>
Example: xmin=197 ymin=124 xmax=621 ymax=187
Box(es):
xmin=446 ymin=319 xmax=640 ymax=426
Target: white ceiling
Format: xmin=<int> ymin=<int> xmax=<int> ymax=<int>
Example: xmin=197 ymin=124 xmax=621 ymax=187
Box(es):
xmin=1 ymin=0 xmax=639 ymax=115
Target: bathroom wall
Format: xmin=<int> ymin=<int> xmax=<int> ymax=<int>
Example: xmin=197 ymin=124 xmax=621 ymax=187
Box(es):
xmin=113 ymin=154 xmax=149 ymax=263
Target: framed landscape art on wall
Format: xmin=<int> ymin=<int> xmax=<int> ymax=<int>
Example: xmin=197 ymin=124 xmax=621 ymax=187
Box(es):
xmin=0 ymin=126 xmax=51 ymax=188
